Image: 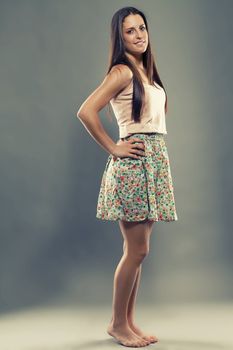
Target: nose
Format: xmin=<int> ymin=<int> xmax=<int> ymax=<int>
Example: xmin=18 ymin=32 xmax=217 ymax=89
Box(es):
xmin=136 ymin=31 xmax=143 ymax=39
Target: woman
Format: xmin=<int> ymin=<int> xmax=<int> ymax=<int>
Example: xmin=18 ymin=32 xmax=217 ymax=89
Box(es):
xmin=77 ymin=6 xmax=178 ymax=348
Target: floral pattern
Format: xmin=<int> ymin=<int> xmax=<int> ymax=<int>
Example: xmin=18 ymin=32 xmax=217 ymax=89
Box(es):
xmin=96 ymin=133 xmax=178 ymax=222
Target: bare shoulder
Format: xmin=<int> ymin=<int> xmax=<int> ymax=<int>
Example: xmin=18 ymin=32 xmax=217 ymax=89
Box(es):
xmin=109 ymin=64 xmax=133 ymax=83
xmin=77 ymin=64 xmax=133 ymax=117
xmin=103 ymin=64 xmax=133 ymax=95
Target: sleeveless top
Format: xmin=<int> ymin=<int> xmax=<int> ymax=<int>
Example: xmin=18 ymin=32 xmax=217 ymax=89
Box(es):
xmin=110 ymin=79 xmax=167 ymax=138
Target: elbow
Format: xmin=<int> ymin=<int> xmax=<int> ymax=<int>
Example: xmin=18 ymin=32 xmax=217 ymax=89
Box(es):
xmin=76 ymin=108 xmax=87 ymax=120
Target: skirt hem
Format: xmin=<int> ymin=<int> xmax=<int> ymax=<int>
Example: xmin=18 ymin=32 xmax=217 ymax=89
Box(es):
xmin=96 ymin=214 xmax=178 ymax=222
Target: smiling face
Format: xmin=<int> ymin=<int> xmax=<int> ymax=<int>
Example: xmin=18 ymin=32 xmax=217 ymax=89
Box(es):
xmin=122 ymin=14 xmax=148 ymax=57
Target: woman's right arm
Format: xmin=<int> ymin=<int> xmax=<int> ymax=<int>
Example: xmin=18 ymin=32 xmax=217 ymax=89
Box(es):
xmin=76 ymin=64 xmax=133 ymax=157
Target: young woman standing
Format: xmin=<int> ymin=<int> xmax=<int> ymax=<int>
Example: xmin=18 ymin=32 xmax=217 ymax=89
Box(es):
xmin=77 ymin=6 xmax=178 ymax=348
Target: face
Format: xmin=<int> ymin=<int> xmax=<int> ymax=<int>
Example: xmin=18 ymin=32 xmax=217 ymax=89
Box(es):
xmin=122 ymin=14 xmax=148 ymax=57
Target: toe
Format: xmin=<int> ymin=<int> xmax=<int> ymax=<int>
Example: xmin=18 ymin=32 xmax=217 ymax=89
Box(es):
xmin=142 ymin=336 xmax=151 ymax=343
xmin=138 ymin=338 xmax=147 ymax=346
xmin=150 ymin=335 xmax=158 ymax=342
xmin=141 ymin=341 xmax=148 ymax=347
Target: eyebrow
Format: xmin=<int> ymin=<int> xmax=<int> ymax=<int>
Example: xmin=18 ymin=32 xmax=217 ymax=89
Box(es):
xmin=125 ymin=24 xmax=145 ymax=30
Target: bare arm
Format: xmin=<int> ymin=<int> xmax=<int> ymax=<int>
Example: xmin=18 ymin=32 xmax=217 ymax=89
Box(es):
xmin=76 ymin=64 xmax=133 ymax=156
xmin=78 ymin=111 xmax=116 ymax=156
xmin=77 ymin=64 xmax=146 ymax=159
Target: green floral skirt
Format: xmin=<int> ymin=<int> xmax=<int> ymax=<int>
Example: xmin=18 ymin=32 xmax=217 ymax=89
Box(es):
xmin=96 ymin=132 xmax=178 ymax=222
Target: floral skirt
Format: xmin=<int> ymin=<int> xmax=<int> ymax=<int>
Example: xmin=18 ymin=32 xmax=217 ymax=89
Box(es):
xmin=96 ymin=132 xmax=178 ymax=222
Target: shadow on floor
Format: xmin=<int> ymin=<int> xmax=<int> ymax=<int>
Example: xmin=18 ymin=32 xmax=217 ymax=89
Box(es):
xmin=42 ymin=338 xmax=232 ymax=350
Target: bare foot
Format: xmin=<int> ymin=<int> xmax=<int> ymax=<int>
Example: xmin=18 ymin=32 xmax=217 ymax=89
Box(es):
xmin=128 ymin=322 xmax=158 ymax=343
xmin=107 ymin=323 xmax=150 ymax=347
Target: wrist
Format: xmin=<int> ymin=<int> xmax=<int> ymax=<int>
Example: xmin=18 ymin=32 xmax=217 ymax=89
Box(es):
xmin=109 ymin=143 xmax=117 ymax=157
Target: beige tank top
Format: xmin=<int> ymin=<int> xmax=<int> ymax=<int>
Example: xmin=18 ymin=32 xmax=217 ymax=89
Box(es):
xmin=110 ymin=79 xmax=167 ymax=138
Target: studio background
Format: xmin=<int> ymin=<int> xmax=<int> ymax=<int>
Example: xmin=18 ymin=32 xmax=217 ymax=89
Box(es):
xmin=1 ymin=0 xmax=233 ymax=315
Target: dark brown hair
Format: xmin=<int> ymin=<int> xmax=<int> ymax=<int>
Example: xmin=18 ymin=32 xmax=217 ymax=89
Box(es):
xmin=106 ymin=6 xmax=168 ymax=123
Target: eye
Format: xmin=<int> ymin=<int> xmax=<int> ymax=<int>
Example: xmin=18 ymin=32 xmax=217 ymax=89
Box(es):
xmin=126 ymin=26 xmax=146 ymax=34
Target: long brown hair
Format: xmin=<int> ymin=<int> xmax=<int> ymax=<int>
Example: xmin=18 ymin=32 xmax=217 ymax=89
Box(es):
xmin=106 ymin=6 xmax=168 ymax=123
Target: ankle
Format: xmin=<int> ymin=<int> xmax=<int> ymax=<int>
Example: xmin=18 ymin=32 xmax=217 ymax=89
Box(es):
xmin=111 ymin=319 xmax=129 ymax=329
xmin=127 ymin=318 xmax=135 ymax=327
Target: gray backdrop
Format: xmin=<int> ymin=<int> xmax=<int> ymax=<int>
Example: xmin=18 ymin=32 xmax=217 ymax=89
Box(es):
xmin=0 ymin=0 xmax=233 ymax=313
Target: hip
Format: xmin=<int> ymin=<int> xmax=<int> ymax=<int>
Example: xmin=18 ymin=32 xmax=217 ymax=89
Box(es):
xmin=104 ymin=132 xmax=170 ymax=173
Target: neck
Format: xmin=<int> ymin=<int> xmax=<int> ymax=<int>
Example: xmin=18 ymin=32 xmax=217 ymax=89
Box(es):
xmin=125 ymin=52 xmax=144 ymax=70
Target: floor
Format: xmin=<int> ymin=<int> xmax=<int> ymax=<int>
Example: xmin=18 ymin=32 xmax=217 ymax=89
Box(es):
xmin=0 ymin=302 xmax=232 ymax=350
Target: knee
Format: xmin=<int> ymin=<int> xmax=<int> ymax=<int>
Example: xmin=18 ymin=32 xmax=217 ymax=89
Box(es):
xmin=140 ymin=246 xmax=150 ymax=259
xmin=130 ymin=245 xmax=150 ymax=264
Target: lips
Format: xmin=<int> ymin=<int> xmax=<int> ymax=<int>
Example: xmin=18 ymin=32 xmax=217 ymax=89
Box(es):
xmin=134 ymin=40 xmax=145 ymax=44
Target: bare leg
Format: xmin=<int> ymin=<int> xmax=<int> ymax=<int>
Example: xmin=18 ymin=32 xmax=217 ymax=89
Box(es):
xmin=125 ymin=245 xmax=158 ymax=343
xmin=107 ymin=219 xmax=155 ymax=347
xmin=109 ymin=220 xmax=158 ymax=344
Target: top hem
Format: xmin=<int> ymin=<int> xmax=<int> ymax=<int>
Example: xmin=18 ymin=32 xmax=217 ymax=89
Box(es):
xmin=119 ymin=129 xmax=167 ymax=138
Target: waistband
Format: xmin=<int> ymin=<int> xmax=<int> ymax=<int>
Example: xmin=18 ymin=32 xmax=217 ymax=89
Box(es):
xmin=120 ymin=132 xmax=164 ymax=141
